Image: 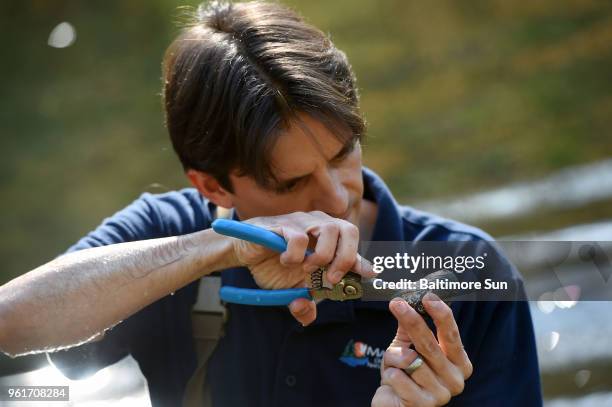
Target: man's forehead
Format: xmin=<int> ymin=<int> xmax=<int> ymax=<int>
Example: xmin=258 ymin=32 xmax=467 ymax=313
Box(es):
xmin=270 ymin=114 xmax=348 ymax=177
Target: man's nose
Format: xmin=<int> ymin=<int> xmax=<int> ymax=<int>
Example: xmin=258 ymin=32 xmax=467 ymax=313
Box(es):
xmin=312 ymin=168 xmax=349 ymax=218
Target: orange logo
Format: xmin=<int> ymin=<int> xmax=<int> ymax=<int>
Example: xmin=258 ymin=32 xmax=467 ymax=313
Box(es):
xmin=353 ymin=341 xmax=367 ymax=358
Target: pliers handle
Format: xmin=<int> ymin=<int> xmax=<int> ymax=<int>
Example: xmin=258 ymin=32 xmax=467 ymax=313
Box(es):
xmin=211 ymin=219 xmax=362 ymax=306
xmin=212 ymin=219 xmax=313 ymax=306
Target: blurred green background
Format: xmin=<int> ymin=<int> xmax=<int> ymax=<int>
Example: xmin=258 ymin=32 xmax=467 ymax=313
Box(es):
xmin=1 ymin=1 xmax=612 ymax=402
xmin=2 ymin=0 xmax=611 ymax=282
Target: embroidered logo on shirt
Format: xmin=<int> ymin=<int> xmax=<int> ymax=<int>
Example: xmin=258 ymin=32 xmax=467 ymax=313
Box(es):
xmin=339 ymin=339 xmax=384 ymax=369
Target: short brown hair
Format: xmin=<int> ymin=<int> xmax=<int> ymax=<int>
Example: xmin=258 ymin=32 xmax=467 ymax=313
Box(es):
xmin=162 ymin=1 xmax=365 ymax=191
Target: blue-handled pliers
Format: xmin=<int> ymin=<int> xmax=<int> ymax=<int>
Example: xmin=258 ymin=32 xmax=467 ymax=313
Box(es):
xmin=211 ymin=219 xmax=363 ymax=306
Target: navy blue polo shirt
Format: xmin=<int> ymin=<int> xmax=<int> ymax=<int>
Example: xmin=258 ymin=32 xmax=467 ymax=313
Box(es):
xmin=48 ymin=168 xmax=542 ymax=407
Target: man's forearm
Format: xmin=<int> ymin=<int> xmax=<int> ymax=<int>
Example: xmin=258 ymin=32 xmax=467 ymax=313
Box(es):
xmin=0 ymin=228 xmax=237 ymax=357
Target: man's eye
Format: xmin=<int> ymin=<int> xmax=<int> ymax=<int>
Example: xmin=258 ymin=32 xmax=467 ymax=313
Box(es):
xmin=274 ymin=178 xmax=302 ymax=194
xmin=331 ymin=153 xmax=350 ymax=165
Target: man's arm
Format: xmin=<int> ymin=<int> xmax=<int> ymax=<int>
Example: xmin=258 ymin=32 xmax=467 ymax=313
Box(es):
xmin=0 ymin=228 xmax=236 ymax=357
xmin=0 ymin=210 xmax=373 ymax=357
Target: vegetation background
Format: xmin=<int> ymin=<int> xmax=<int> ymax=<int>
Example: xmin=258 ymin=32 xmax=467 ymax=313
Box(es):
xmin=1 ymin=0 xmax=611 ymax=403
xmin=2 ymin=0 xmax=611 ymax=281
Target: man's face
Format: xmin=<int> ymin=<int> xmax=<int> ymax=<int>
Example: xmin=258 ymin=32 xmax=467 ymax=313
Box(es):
xmin=228 ymin=113 xmax=364 ymax=225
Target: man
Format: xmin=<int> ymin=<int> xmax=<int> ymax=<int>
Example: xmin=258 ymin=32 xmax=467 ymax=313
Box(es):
xmin=0 ymin=1 xmax=542 ymax=406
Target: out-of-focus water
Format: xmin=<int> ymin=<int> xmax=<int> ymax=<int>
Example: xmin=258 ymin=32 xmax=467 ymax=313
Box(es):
xmin=419 ymin=159 xmax=612 ymax=223
xmin=532 ymin=301 xmax=612 ymax=371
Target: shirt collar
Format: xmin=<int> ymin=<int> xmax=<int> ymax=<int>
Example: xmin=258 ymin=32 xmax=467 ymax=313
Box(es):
xmin=362 ymin=167 xmax=405 ymax=243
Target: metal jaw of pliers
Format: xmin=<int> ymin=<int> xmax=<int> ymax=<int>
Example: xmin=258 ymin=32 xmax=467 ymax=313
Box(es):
xmin=309 ymin=269 xmax=363 ymax=301
xmin=211 ymin=219 xmax=364 ymax=306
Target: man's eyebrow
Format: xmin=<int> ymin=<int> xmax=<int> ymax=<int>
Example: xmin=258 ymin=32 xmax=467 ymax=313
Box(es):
xmin=330 ymin=139 xmax=356 ymax=161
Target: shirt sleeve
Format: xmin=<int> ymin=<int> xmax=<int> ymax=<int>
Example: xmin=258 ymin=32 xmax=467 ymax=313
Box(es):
xmin=448 ymin=238 xmax=543 ymax=406
xmin=63 ymin=193 xmax=166 ymax=251
xmin=46 ymin=191 xmax=208 ymax=379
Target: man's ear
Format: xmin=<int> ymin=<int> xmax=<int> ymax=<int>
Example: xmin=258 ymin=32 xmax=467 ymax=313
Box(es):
xmin=186 ymin=169 xmax=234 ymax=209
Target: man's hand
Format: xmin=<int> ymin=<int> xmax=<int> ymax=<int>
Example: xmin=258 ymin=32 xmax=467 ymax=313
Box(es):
xmin=372 ymin=295 xmax=473 ymax=407
xmin=230 ymin=211 xmax=375 ymax=326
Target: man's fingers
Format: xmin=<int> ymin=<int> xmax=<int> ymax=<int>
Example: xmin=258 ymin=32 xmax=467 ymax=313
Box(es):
xmin=381 ymin=367 xmax=428 ymax=404
xmin=303 ymin=222 xmax=339 ymax=270
xmin=351 ymin=254 xmax=376 ymax=278
xmin=405 ymin=361 xmax=452 ymax=405
xmin=389 ymin=298 xmax=465 ymax=396
xmin=279 ymin=228 xmax=309 ymax=265
xmin=288 ymin=298 xmax=316 ymax=326
xmin=371 ymin=385 xmax=396 ymax=407
xmin=382 ymin=345 xmax=418 ymax=370
xmin=389 ymin=298 xmax=446 ymax=369
xmin=326 ymin=222 xmax=359 ymax=284
xmin=422 ymin=293 xmax=462 ymax=356
xmin=276 ymin=213 xmax=369 ymax=285
xmin=388 ymin=299 xmax=414 ymax=343
xmin=383 ymin=346 xmax=451 ymax=405
xmin=423 ymin=293 xmax=473 ymax=379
